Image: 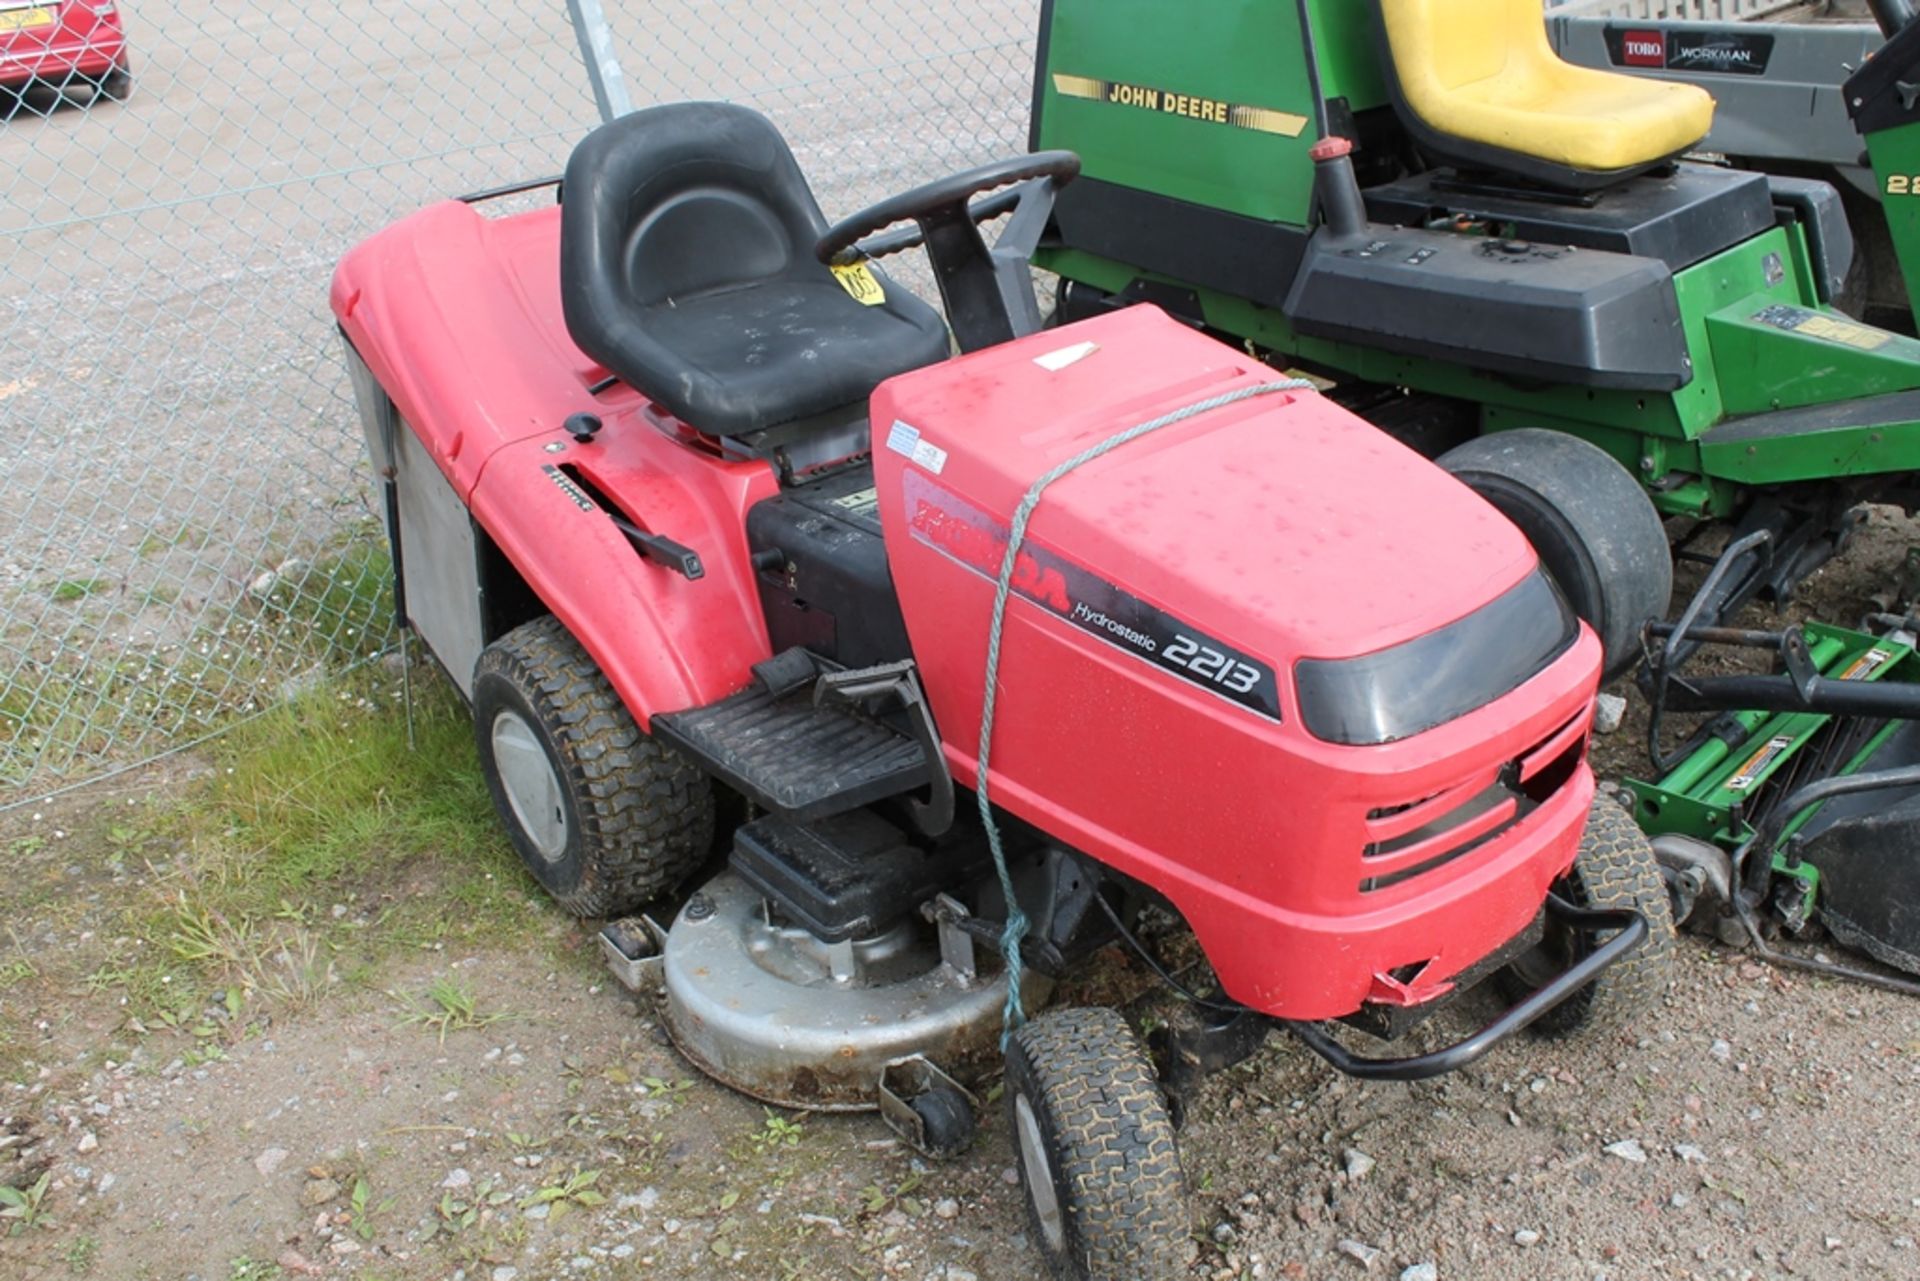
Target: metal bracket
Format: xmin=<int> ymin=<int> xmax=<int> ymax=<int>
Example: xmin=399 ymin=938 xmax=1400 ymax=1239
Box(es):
xmin=598 ymin=915 xmax=669 ymax=993
xmin=877 ymin=1056 xmax=977 ymax=1155
xmin=1151 ymin=1006 xmax=1271 ymax=1126
xmin=816 ymin=662 xmax=956 ymax=836
xmin=1781 ymin=626 xmax=1817 ymax=700
xmin=924 ymin=893 xmax=978 ymax=987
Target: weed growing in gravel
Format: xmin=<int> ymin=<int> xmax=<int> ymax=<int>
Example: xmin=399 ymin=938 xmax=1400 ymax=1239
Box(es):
xmin=398 ymin=977 xmax=512 ymax=1044
xmin=0 ymin=1169 xmax=53 ymax=1234
xmin=431 ymin=1177 xmax=510 ymax=1238
xmin=751 ymin=1107 xmax=807 ymax=1151
xmin=348 ymin=1176 xmax=396 ymax=1241
xmin=519 ymin=1167 xmax=606 ymax=1222
xmin=62 ymin=1232 xmax=98 ymax=1273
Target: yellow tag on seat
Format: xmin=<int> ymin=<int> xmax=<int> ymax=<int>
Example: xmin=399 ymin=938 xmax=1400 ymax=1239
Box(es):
xmin=831 ymin=262 xmax=886 ymax=306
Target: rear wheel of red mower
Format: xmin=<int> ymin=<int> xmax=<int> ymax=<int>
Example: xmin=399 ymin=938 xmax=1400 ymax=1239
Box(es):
xmin=471 ymin=616 xmax=713 ymax=918
xmin=1005 ymin=1008 xmax=1188 ymax=1281
xmin=1438 ymin=429 xmax=1671 ymax=682
xmin=1501 ymin=795 xmax=1676 ymax=1037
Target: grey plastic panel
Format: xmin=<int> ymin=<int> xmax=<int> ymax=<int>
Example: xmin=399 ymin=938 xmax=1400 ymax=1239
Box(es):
xmin=1365 ymin=162 xmax=1775 ymax=272
xmin=1284 ymin=227 xmax=1691 ymax=390
xmin=1550 ymin=14 xmax=1883 ymax=178
xmin=394 ymin=424 xmax=484 ymax=697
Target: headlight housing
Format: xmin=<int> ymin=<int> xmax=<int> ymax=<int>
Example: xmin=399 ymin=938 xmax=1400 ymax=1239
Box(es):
xmin=1294 ymin=568 xmax=1579 ymax=746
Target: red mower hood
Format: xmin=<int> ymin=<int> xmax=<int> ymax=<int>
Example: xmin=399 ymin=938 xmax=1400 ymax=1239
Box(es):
xmin=869 ymin=305 xmax=1537 ymax=670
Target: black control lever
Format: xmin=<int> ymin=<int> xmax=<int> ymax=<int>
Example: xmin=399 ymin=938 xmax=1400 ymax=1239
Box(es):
xmin=609 ymin=514 xmax=703 ymax=581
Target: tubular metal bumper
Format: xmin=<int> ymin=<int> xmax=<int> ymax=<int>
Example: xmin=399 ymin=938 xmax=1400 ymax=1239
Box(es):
xmin=1282 ymin=895 xmax=1649 ymax=1082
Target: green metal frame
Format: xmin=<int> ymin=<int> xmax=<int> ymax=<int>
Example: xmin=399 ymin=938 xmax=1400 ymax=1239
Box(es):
xmin=1623 ymin=622 xmax=1917 ymax=904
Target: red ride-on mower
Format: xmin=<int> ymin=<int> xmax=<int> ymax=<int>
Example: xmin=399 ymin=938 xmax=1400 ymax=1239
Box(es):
xmin=332 ymin=103 xmax=1675 ymax=1279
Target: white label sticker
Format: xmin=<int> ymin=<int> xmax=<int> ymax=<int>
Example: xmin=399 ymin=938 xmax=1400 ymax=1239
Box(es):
xmin=911 ymin=439 xmax=948 ymax=474
xmin=886 ymin=419 xmax=947 ymax=474
xmin=886 ymin=419 xmax=920 ymax=456
xmin=1033 ymin=340 xmax=1100 ymax=372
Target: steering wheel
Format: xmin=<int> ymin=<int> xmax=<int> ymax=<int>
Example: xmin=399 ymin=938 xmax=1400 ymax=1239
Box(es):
xmin=814 ymin=151 xmax=1081 ymax=266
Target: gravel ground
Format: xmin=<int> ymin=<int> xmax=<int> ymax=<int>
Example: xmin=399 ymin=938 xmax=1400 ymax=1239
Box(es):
xmin=1 ymin=787 xmax=1917 ymax=1281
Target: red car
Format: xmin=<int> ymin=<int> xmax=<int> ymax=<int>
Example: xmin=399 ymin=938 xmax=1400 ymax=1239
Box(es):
xmin=0 ymin=0 xmax=129 ymax=100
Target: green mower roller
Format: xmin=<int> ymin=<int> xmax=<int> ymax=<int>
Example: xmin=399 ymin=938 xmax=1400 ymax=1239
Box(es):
xmin=1623 ymin=528 xmax=1920 ymax=995
xmin=1028 ymin=0 xmax=1920 ymax=680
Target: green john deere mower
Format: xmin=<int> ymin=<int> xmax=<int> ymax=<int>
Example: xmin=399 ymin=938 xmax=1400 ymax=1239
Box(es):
xmin=1027 ymin=0 xmax=1920 ymax=988
xmin=1031 ymin=0 xmax=1920 ymax=681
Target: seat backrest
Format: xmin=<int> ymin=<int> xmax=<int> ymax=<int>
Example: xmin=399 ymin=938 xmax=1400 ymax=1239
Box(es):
xmin=1380 ymin=0 xmax=1545 ymax=94
xmin=560 ymin=102 xmax=830 ymax=357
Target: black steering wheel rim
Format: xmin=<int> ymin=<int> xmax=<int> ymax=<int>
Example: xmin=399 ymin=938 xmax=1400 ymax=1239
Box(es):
xmin=814 ymin=150 xmax=1080 ymax=265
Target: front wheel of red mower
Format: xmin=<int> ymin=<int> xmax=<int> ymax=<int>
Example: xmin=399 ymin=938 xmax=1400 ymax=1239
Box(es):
xmin=1005 ymin=1008 xmax=1189 ymax=1281
xmin=1500 ymin=795 xmax=1676 ymax=1037
xmin=471 ymin=616 xmax=714 ymax=918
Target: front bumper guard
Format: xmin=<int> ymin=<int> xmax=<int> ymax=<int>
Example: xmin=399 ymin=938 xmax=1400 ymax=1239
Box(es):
xmin=1283 ymin=895 xmax=1648 ymax=1083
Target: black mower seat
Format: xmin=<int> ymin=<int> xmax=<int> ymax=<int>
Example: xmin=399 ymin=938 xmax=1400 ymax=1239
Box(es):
xmin=560 ymin=102 xmax=950 ymax=438
xmin=1369 ymin=0 xmax=1715 ymax=192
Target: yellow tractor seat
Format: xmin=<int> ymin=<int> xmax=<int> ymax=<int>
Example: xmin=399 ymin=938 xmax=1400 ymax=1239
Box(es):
xmin=1371 ymin=0 xmax=1715 ymax=191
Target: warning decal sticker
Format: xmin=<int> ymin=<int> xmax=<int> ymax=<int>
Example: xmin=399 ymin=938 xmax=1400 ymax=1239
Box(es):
xmin=1724 ymin=734 xmax=1794 ymax=793
xmin=1751 ymin=304 xmax=1893 ymax=352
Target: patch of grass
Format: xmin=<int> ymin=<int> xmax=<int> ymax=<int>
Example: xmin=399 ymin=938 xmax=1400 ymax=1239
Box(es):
xmin=3 ymin=528 xmax=398 ymax=789
xmin=249 ymin=525 xmax=395 ymax=672
xmin=225 ymin=1257 xmax=281 ymax=1281
xmin=398 ymin=977 xmax=511 ymax=1044
xmin=85 ymin=662 xmax=525 ymax=1025
xmin=0 ymin=956 xmax=36 ymax=988
xmin=48 ymin=578 xmax=109 ymax=603
xmin=134 ymin=522 xmax=209 ymax=558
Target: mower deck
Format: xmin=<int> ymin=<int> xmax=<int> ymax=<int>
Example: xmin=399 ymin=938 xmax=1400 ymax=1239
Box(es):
xmin=655 ymin=872 xmax=1045 ymax=1111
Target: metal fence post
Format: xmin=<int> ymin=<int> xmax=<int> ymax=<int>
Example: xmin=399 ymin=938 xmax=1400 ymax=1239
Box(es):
xmin=566 ymin=0 xmax=635 ymax=122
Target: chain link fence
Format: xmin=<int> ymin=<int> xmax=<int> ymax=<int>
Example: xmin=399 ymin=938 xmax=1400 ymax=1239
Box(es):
xmin=0 ymin=0 xmax=1040 ymax=801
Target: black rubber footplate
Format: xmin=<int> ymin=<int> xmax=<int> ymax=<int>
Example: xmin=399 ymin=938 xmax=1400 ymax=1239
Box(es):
xmin=651 ymin=654 xmax=931 ymax=822
xmin=730 ymin=811 xmax=989 ymax=942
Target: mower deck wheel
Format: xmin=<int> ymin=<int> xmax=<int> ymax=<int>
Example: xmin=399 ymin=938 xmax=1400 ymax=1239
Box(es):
xmin=1005 ymin=1007 xmax=1187 ymax=1281
xmin=471 ymin=616 xmax=713 ymax=918
xmin=909 ymin=1084 xmax=977 ymax=1159
xmin=1438 ymin=429 xmax=1671 ymax=682
xmin=1503 ymin=795 xmax=1677 ymax=1037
